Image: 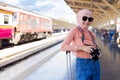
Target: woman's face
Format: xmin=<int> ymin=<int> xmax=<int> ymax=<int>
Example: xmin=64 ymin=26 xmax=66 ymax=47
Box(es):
xmin=77 ymin=9 xmax=94 ymax=29
xmin=80 ymin=13 xmax=93 ymax=29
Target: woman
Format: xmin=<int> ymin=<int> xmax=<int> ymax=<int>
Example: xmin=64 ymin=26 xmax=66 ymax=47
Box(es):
xmin=61 ymin=9 xmax=101 ymax=80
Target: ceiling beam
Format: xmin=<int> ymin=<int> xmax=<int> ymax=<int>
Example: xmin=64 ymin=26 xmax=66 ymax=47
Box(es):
xmin=102 ymin=0 xmax=120 ymax=15
xmin=69 ymin=4 xmax=107 ymax=13
xmin=65 ymin=0 xmax=107 ymax=6
xmin=94 ymin=4 xmax=111 ymax=18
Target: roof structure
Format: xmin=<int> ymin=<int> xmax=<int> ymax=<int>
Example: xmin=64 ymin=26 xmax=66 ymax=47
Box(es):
xmin=64 ymin=0 xmax=120 ymax=28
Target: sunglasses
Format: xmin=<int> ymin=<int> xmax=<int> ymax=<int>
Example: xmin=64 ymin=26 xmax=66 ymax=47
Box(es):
xmin=82 ymin=16 xmax=94 ymax=22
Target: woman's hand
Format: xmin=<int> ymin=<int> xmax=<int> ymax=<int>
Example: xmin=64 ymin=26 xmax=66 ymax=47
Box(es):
xmin=77 ymin=45 xmax=94 ymax=53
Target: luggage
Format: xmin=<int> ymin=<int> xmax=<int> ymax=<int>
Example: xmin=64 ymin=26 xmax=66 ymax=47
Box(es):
xmin=66 ymin=51 xmax=72 ymax=80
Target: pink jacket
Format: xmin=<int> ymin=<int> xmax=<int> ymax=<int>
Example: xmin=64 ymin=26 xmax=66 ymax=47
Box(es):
xmin=61 ymin=27 xmax=97 ymax=58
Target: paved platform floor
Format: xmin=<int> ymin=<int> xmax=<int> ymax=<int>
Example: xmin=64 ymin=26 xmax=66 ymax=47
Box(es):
xmin=24 ymin=51 xmax=76 ymax=80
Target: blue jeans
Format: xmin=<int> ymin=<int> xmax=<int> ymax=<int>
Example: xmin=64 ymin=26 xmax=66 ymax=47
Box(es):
xmin=76 ymin=58 xmax=100 ymax=80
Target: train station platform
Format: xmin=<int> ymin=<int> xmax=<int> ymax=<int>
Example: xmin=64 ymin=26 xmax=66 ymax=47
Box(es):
xmin=24 ymin=34 xmax=120 ymax=80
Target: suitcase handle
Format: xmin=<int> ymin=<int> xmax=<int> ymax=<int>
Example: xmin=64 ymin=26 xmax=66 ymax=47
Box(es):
xmin=66 ymin=51 xmax=72 ymax=80
xmin=66 ymin=51 xmax=71 ymax=54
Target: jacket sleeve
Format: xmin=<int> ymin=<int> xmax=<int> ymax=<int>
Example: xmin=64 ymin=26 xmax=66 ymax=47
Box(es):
xmin=61 ymin=27 xmax=78 ymax=52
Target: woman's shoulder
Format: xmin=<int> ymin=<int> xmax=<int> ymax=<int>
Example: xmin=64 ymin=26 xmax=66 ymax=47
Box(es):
xmin=70 ymin=26 xmax=79 ymax=32
xmin=69 ymin=26 xmax=83 ymax=37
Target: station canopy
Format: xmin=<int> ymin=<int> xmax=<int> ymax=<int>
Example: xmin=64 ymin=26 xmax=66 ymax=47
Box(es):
xmin=64 ymin=0 xmax=120 ymax=28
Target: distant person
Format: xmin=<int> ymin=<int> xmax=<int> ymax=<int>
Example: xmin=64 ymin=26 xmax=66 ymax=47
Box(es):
xmin=61 ymin=9 xmax=101 ymax=80
xmin=111 ymin=32 xmax=118 ymax=43
xmin=117 ymin=32 xmax=120 ymax=48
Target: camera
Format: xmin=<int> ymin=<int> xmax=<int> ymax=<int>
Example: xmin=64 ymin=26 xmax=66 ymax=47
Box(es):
xmin=90 ymin=48 xmax=101 ymax=61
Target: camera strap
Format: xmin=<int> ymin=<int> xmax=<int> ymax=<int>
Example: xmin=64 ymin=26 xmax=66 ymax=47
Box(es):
xmin=88 ymin=30 xmax=98 ymax=47
xmin=77 ymin=26 xmax=98 ymax=47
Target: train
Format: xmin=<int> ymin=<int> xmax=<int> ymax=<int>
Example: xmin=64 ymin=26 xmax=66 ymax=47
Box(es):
xmin=0 ymin=2 xmax=76 ymax=48
xmin=0 ymin=7 xmax=14 ymax=48
xmin=12 ymin=8 xmax=53 ymax=43
xmin=0 ymin=4 xmax=53 ymax=48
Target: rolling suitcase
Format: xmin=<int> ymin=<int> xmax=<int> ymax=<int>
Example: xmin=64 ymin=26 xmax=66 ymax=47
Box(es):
xmin=66 ymin=51 xmax=72 ymax=80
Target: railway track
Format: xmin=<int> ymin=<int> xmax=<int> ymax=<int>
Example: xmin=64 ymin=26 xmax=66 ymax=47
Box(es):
xmin=0 ymin=33 xmax=67 ymax=68
xmin=0 ymin=32 xmax=67 ymax=49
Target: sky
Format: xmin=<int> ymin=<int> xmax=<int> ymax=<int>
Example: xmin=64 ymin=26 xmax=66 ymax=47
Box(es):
xmin=0 ymin=0 xmax=77 ymax=24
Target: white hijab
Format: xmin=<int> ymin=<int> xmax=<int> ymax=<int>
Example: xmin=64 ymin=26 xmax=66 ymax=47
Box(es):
xmin=76 ymin=9 xmax=92 ymax=27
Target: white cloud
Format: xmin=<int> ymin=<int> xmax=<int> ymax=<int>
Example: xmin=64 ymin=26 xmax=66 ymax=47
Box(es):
xmin=1 ymin=0 xmax=20 ymax=5
xmin=35 ymin=0 xmax=53 ymax=7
